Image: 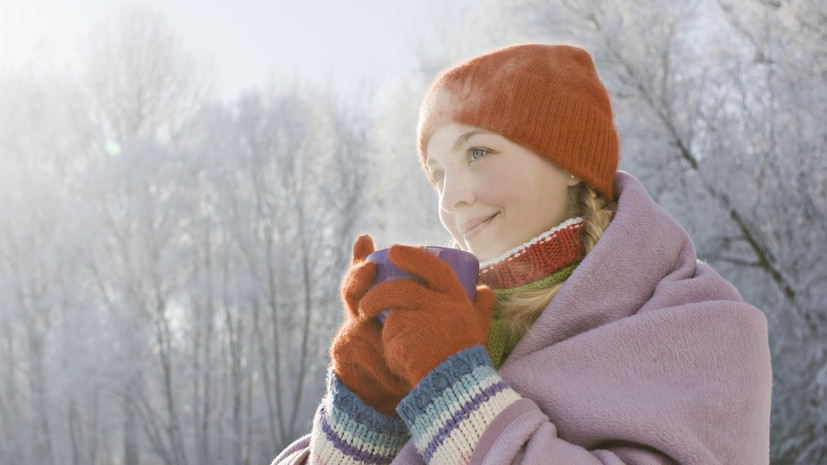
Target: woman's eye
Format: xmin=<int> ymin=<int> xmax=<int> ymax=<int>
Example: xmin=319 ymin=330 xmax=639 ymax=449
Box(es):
xmin=469 ymin=147 xmax=490 ymax=161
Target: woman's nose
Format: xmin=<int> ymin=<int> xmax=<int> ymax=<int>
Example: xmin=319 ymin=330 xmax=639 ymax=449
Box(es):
xmin=439 ymin=171 xmax=474 ymax=213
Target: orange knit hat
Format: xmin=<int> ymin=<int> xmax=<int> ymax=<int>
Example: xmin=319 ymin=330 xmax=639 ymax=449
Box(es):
xmin=417 ymin=44 xmax=619 ymax=201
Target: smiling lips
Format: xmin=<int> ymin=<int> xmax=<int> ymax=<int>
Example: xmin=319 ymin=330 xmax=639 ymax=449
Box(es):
xmin=461 ymin=213 xmax=498 ymax=240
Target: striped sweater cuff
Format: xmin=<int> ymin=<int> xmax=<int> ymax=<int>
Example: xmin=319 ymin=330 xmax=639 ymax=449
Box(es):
xmin=396 ymin=346 xmax=522 ymax=465
xmin=310 ymin=369 xmax=410 ymax=465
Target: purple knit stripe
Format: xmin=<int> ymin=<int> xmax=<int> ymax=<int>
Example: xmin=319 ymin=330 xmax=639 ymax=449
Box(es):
xmin=318 ymin=405 xmax=393 ymax=465
xmin=421 ymin=380 xmax=509 ymax=462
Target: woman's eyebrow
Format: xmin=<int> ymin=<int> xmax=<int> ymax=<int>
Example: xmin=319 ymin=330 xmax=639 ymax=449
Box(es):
xmin=452 ymin=130 xmax=490 ymax=152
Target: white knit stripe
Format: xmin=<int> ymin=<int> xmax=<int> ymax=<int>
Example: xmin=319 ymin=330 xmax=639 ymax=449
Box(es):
xmin=409 ymin=366 xmax=505 ymax=450
xmin=427 ymin=388 xmax=522 ymax=465
xmin=309 ymin=397 xmax=405 ymax=465
xmin=325 ymin=396 xmax=407 ymax=455
xmin=479 ymin=217 xmax=583 ymax=271
xmin=311 ymin=405 xmax=348 ymax=465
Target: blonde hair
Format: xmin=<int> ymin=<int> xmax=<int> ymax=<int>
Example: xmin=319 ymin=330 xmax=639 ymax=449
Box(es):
xmin=495 ymin=183 xmax=615 ymax=339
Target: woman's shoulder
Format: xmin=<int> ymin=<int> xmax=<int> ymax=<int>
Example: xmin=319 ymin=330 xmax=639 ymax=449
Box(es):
xmin=510 ymin=171 xmax=761 ymax=354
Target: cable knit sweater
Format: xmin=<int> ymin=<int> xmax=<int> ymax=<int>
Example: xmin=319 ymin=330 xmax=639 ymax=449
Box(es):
xmin=272 ymin=171 xmax=772 ymax=465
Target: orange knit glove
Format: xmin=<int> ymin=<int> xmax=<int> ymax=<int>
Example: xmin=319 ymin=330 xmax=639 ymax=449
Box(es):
xmin=359 ymin=244 xmax=495 ymax=387
xmin=329 ymin=234 xmax=409 ymax=415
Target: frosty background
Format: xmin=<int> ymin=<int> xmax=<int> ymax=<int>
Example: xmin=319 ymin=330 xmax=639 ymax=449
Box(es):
xmin=0 ymin=1 xmax=824 ymax=464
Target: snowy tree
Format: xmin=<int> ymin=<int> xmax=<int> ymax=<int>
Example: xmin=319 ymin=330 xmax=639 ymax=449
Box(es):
xmin=201 ymin=84 xmax=370 ymax=458
xmin=0 ymin=64 xmax=100 ymax=465
xmin=2 ymin=3 xmax=365 ymax=464
xmin=76 ymin=6 xmax=212 ymax=465
xmin=81 ymin=4 xmax=208 ymax=149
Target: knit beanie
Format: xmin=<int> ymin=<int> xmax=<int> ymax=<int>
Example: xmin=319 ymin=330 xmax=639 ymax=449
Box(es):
xmin=417 ymin=44 xmax=619 ymax=201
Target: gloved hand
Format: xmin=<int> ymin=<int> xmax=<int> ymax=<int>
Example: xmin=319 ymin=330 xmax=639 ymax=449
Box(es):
xmin=329 ymin=234 xmax=409 ymax=415
xmin=359 ymin=244 xmax=495 ymax=388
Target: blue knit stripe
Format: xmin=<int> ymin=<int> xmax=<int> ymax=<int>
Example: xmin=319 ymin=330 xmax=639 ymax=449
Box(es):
xmin=328 ymin=374 xmax=409 ymax=440
xmin=421 ymin=379 xmax=509 ymax=462
xmin=397 ymin=346 xmax=521 ymax=465
xmin=317 ymin=405 xmax=398 ymax=464
xmin=398 ymin=346 xmax=495 ymax=427
xmin=406 ymin=364 xmax=503 ymax=442
xmin=310 ymin=370 xmax=409 ymax=465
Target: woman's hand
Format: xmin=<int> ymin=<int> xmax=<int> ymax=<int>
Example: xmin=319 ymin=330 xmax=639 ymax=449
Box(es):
xmin=329 ymin=234 xmax=409 ymax=415
xmin=360 ymin=244 xmax=495 ymax=387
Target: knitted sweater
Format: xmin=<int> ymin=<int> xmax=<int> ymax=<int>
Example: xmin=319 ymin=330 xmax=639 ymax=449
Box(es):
xmin=272 ymin=171 xmax=772 ymax=465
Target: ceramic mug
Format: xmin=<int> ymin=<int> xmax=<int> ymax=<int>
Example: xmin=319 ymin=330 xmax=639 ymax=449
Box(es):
xmin=366 ymin=246 xmax=479 ymax=323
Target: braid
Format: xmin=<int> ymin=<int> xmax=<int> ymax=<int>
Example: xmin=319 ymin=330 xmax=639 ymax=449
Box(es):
xmin=578 ymin=184 xmax=614 ymax=254
xmin=495 ymin=183 xmax=616 ymax=339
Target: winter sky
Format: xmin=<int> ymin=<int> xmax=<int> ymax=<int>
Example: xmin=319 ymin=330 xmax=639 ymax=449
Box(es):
xmin=0 ymin=0 xmax=469 ymax=100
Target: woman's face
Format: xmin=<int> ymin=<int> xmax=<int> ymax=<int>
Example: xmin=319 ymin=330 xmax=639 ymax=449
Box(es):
xmin=426 ymin=123 xmax=580 ymax=262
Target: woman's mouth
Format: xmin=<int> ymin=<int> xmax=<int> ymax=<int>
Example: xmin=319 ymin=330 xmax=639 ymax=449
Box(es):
xmin=461 ymin=213 xmax=498 ymax=240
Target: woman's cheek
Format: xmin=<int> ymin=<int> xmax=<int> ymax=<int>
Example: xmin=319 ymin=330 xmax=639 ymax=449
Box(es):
xmin=439 ymin=209 xmax=463 ymax=246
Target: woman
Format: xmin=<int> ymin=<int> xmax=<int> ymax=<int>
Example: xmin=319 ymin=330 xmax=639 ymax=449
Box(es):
xmin=273 ymin=44 xmax=772 ymax=465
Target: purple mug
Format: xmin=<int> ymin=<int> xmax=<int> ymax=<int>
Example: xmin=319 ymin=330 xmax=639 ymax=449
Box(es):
xmin=366 ymin=246 xmax=479 ymax=324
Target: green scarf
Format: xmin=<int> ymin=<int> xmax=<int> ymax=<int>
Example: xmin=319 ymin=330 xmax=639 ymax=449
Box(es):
xmin=478 ymin=219 xmax=585 ymax=369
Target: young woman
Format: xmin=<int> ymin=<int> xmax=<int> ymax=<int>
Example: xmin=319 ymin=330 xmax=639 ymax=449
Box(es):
xmin=273 ymin=44 xmax=772 ymax=465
